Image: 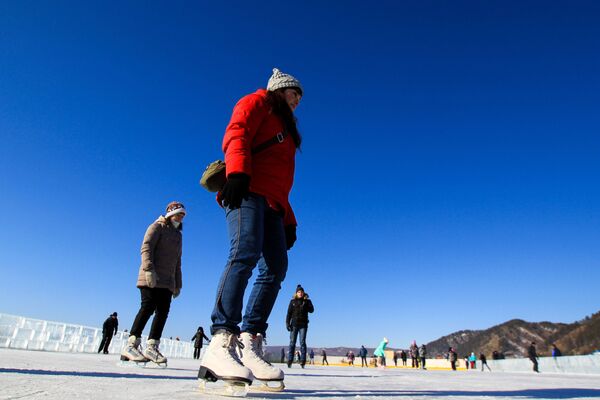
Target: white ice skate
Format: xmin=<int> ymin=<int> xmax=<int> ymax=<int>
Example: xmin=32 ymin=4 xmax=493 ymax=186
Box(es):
xmin=143 ymin=339 xmax=167 ymax=368
xmin=119 ymin=336 xmax=148 ymax=366
xmin=198 ymin=330 xmax=254 ymax=397
xmin=239 ymin=332 xmax=284 ymax=392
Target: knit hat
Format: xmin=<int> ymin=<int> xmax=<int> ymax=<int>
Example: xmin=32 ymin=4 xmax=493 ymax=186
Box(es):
xmin=296 ymin=284 xmax=304 ymax=292
xmin=267 ymin=68 xmax=303 ymax=96
xmin=165 ymin=201 xmax=186 ymax=218
xmin=111 ymin=312 xmax=118 ymax=317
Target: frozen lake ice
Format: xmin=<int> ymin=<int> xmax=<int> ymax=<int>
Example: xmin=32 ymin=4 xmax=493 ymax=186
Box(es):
xmin=1 ymin=348 xmax=600 ymax=399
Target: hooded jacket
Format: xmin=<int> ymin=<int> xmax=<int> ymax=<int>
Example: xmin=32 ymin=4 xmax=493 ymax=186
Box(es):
xmin=220 ymin=89 xmax=298 ymax=226
xmin=136 ymin=216 xmax=182 ymax=293
xmin=374 ymin=339 xmax=388 ymax=357
xmin=191 ymin=327 xmax=209 ymax=348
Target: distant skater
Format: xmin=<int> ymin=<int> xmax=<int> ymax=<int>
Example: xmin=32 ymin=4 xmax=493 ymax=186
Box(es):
xmin=401 ymin=350 xmax=407 ymax=366
xmin=449 ymin=347 xmax=457 ymax=371
xmin=480 ymin=353 xmax=491 ymax=371
xmin=419 ymin=344 xmax=427 ymax=369
xmin=528 ymin=342 xmax=539 ymax=373
xmin=97 ymin=312 xmax=118 ymax=354
xmin=191 ymin=326 xmax=210 ymax=360
xmin=309 ymin=349 xmax=315 ymax=364
xmin=359 ymin=345 xmax=368 ymax=367
xmin=469 ymin=352 xmax=476 ymax=369
xmin=321 ymin=349 xmax=329 ymax=365
xmin=552 ymin=344 xmax=562 ymax=358
xmin=410 ymin=341 xmax=419 ymax=368
xmin=374 ymin=337 xmax=388 ymax=368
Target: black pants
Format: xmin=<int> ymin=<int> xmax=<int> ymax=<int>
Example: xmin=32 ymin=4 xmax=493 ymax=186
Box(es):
xmin=421 ymin=357 xmax=426 ymax=368
xmin=130 ymin=287 xmax=172 ymax=340
xmin=98 ymin=333 xmax=112 ymax=353
xmin=412 ymin=357 xmax=419 ymax=368
xmin=530 ymin=357 xmax=539 ymax=372
xmin=193 ymin=346 xmax=202 ymax=359
xmin=361 ymin=356 xmax=367 ymax=367
xmin=402 ymin=359 xmax=407 ymax=366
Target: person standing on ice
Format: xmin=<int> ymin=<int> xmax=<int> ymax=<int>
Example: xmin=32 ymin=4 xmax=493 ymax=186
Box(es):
xmin=479 ymin=353 xmax=491 ymax=371
xmin=321 ymin=349 xmax=329 ymax=365
xmin=528 ymin=341 xmax=540 ymax=373
xmin=191 ymin=326 xmax=210 ymax=360
xmin=419 ymin=344 xmax=427 ymax=369
xmin=198 ymin=68 xmax=304 ymax=390
xmin=97 ymin=312 xmax=118 ymax=354
xmin=410 ymin=340 xmax=419 ymax=368
xmin=120 ymin=202 xmax=185 ymax=365
xmin=286 ymin=284 xmax=314 ymax=368
xmin=359 ymin=345 xmax=368 ymax=367
xmin=448 ymin=347 xmax=458 ymax=370
xmin=374 ymin=337 xmax=389 ymax=368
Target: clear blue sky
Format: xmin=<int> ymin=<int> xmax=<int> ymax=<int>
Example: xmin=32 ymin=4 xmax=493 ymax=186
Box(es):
xmin=1 ymin=1 xmax=599 ymax=349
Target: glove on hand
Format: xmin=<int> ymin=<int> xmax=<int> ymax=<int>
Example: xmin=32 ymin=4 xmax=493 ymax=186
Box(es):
xmin=287 ymin=325 xmax=292 ymax=332
xmin=221 ymin=173 xmax=250 ymax=209
xmin=145 ymin=270 xmax=157 ymax=288
xmin=285 ymin=225 xmax=297 ymax=250
xmin=172 ymin=288 xmax=181 ymax=299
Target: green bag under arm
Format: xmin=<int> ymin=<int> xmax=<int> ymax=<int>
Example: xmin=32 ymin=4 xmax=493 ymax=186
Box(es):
xmin=199 ymin=160 xmax=226 ymax=192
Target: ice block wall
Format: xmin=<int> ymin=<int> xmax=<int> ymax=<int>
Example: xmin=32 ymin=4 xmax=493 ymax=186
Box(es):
xmin=0 ymin=313 xmax=194 ymax=358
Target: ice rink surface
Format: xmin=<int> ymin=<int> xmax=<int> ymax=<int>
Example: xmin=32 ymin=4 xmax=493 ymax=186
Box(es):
xmin=1 ymin=349 xmax=600 ymax=400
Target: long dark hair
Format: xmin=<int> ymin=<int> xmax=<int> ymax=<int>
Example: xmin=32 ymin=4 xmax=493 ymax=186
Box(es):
xmin=266 ymin=89 xmax=302 ymax=149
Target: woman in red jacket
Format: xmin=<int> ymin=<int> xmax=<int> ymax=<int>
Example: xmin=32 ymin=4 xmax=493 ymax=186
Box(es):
xmin=199 ymin=68 xmax=303 ymax=392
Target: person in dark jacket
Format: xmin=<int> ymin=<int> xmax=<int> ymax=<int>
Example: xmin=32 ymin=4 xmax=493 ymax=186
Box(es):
xmin=401 ymin=350 xmax=407 ymax=366
xmin=191 ymin=326 xmax=210 ymax=360
xmin=359 ymin=345 xmax=368 ymax=367
xmin=286 ymin=284 xmax=314 ymax=368
xmin=449 ymin=347 xmax=458 ymax=371
xmin=552 ymin=344 xmax=562 ymax=358
xmin=419 ymin=344 xmax=427 ymax=369
xmin=97 ymin=312 xmax=118 ymax=354
xmin=121 ymin=201 xmax=185 ymax=364
xmin=480 ymin=353 xmax=491 ymax=371
xmin=528 ymin=341 xmax=539 ymax=372
xmin=321 ymin=349 xmax=329 ymax=365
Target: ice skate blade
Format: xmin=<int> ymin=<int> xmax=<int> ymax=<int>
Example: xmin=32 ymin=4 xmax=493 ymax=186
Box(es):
xmin=144 ymin=361 xmax=168 ymax=369
xmin=250 ymin=380 xmax=285 ymax=392
xmin=117 ymin=359 xmax=148 ymax=368
xmin=198 ymin=379 xmax=250 ymax=397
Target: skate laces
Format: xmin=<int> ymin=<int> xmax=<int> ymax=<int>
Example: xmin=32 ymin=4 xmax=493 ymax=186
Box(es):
xmin=219 ymin=331 xmax=245 ymax=366
xmin=246 ymin=334 xmax=272 ymax=366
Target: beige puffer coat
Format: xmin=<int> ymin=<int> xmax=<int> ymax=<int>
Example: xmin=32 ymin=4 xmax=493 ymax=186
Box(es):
xmin=136 ymin=216 xmax=182 ymax=293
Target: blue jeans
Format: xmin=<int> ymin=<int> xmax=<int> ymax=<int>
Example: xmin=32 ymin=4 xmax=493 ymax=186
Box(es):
xmin=211 ymin=194 xmax=288 ymax=335
xmin=288 ymin=326 xmax=307 ymax=363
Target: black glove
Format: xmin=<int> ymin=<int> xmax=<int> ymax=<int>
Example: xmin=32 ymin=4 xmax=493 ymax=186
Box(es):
xmin=287 ymin=325 xmax=292 ymax=332
xmin=221 ymin=173 xmax=250 ymax=209
xmin=285 ymin=224 xmax=297 ymax=250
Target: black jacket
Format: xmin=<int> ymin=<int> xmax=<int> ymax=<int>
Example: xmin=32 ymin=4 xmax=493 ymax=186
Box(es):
xmin=528 ymin=344 xmax=538 ymax=359
xmin=191 ymin=328 xmax=209 ymax=348
xmin=102 ymin=316 xmax=118 ymax=335
xmin=286 ymin=296 xmax=314 ymax=328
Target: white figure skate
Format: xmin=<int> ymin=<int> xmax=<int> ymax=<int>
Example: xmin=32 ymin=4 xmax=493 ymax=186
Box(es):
xmin=198 ymin=330 xmax=254 ymax=397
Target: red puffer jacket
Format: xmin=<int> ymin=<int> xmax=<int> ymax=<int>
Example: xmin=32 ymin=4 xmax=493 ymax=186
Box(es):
xmin=221 ymin=89 xmax=297 ymax=226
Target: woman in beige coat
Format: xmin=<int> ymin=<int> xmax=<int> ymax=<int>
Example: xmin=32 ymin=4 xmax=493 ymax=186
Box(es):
xmin=120 ymin=201 xmax=185 ymax=365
